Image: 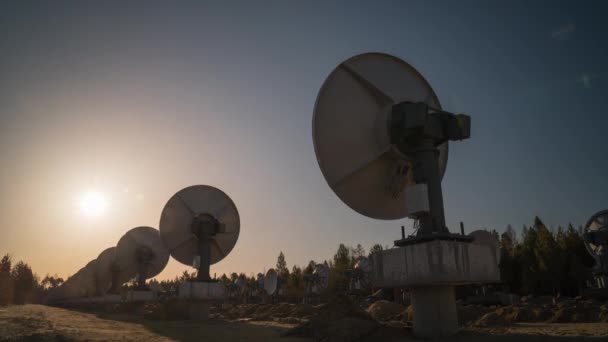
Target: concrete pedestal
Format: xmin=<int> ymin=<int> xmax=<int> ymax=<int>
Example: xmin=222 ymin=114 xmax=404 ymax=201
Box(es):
xmin=411 ymin=286 xmax=458 ymax=338
xmin=372 ymin=239 xmax=500 ymax=338
xmin=179 ymin=282 xmax=226 ymax=320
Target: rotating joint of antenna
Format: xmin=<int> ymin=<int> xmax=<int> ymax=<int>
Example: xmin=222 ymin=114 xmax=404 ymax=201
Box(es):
xmin=191 ymin=213 xmax=225 ymax=238
xmin=390 ymin=101 xmax=470 ymax=156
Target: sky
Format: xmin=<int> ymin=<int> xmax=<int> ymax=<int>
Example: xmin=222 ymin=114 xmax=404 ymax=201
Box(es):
xmin=1 ymin=1 xmax=607 ymax=281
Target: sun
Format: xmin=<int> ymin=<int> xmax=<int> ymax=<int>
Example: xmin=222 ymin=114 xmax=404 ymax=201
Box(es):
xmin=80 ymin=191 xmax=108 ymax=217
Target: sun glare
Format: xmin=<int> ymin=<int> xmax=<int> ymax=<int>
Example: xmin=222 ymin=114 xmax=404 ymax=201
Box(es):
xmin=80 ymin=192 xmax=107 ymax=217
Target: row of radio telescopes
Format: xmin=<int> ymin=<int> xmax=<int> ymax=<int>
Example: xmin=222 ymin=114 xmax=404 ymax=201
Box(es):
xmin=46 ymin=52 xmax=607 ymax=335
xmin=47 ymin=184 xmax=340 ymax=305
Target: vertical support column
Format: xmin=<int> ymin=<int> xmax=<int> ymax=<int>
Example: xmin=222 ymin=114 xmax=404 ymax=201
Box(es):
xmin=410 ymin=285 xmax=458 ymax=338
xmin=197 ymin=234 xmax=212 ymax=282
xmin=413 ymin=139 xmax=448 ymax=235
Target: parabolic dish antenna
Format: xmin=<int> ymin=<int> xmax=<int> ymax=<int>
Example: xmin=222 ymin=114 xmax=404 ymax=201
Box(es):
xmin=312 ymin=264 xmax=329 ymax=291
xmin=264 ymin=268 xmax=278 ymax=295
xmin=584 ymin=210 xmax=608 ymax=262
xmin=313 ymin=52 xmax=448 ymax=220
xmin=354 ymin=257 xmax=372 ymax=274
xmin=115 ymin=226 xmax=170 ymax=288
xmin=81 ymin=260 xmax=99 ymax=296
xmin=159 ymin=185 xmax=240 ymax=281
xmin=95 ymin=246 xmax=129 ymax=294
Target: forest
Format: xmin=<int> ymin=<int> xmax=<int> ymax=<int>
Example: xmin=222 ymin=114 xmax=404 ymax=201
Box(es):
xmin=0 ymin=216 xmax=597 ymax=306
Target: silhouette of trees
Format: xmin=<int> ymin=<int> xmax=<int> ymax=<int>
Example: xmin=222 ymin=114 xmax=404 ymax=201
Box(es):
xmin=41 ymin=274 xmax=64 ymax=290
xmin=276 ymin=251 xmax=289 ymax=278
xmin=368 ymin=244 xmax=383 ymax=258
xmin=10 ymin=261 xmax=37 ymax=304
xmin=499 ymin=216 xmax=595 ymax=296
xmin=0 ymin=254 xmax=13 ymax=306
xmin=351 ymin=244 xmax=366 ymax=261
xmin=0 ymin=214 xmax=600 ymax=304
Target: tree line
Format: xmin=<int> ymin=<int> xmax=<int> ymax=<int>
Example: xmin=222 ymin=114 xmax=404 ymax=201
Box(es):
xmin=0 ymin=254 xmax=65 ymax=306
xmin=0 ymin=215 xmax=598 ymax=306
xmin=499 ymin=216 xmax=595 ymax=297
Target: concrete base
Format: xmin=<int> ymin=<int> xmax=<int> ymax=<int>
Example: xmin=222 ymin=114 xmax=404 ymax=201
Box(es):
xmin=179 ymin=281 xmax=226 ymax=300
xmin=179 ymin=282 xmax=226 ymax=320
xmin=371 ymin=240 xmax=500 ymax=287
xmin=372 ymin=239 xmax=500 ymax=338
xmin=411 ymin=286 xmax=458 ymax=338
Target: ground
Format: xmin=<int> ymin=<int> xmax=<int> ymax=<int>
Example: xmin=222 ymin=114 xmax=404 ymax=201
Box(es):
xmin=0 ymin=305 xmax=311 ymax=342
xmin=1 ymin=304 xmax=608 ymax=341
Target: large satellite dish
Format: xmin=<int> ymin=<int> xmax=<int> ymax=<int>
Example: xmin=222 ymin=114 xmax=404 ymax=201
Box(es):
xmin=314 ymin=52 xmax=447 ymax=220
xmin=115 ymin=226 xmax=170 ymax=289
xmin=584 ymin=210 xmax=608 ymax=266
xmin=159 ymin=185 xmax=240 ymax=281
xmin=313 ymin=52 xmax=470 ymax=237
xmin=264 ymin=268 xmax=278 ymax=295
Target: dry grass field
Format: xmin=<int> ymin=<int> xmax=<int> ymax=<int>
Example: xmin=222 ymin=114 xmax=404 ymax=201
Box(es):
xmin=1 ymin=304 xmax=608 ymax=341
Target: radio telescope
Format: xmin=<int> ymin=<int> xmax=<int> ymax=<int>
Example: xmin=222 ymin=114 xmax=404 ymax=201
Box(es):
xmin=584 ymin=210 xmax=608 ymax=289
xmin=264 ymin=268 xmax=278 ymax=296
xmin=115 ymin=226 xmax=170 ymax=289
xmin=311 ymin=52 xmax=498 ymax=338
xmin=160 ymin=185 xmax=240 ymax=281
xmin=94 ymin=247 xmax=128 ymax=295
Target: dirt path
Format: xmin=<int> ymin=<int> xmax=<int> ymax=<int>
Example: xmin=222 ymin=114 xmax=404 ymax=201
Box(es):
xmin=0 ymin=305 xmax=312 ymax=342
xmin=1 ymin=305 xmax=608 ymax=341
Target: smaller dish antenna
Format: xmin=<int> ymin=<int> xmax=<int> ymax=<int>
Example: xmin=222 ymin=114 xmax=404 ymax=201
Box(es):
xmin=312 ymin=264 xmax=329 ymax=292
xmin=584 ymin=210 xmax=608 ymax=276
xmin=115 ymin=226 xmax=170 ymax=289
xmin=264 ymin=268 xmax=278 ymax=295
xmin=159 ymin=185 xmax=240 ymax=282
xmin=350 ymin=257 xmax=372 ymax=291
xmin=95 ymin=247 xmax=127 ymax=294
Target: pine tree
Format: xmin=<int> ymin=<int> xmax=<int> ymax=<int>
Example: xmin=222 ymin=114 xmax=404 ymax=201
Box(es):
xmin=303 ymin=260 xmax=315 ymax=275
xmin=505 ymin=224 xmax=517 ymax=245
xmin=351 ymin=244 xmax=366 ymax=262
xmin=0 ymin=254 xmax=12 ymax=306
xmin=368 ymin=244 xmax=383 ymax=258
xmin=276 ymin=251 xmax=289 ymax=278
xmin=327 ymin=244 xmax=351 ymax=293
xmin=11 ymin=261 xmax=36 ymax=304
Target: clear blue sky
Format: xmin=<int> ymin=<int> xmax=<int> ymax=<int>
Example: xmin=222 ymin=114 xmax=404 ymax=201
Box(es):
xmin=1 ymin=1 xmax=607 ymax=278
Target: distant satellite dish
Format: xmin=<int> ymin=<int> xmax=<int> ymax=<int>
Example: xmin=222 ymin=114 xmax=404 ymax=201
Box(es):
xmin=469 ymin=230 xmax=501 ymax=264
xmin=584 ymin=210 xmax=608 ymax=265
xmin=115 ymin=226 xmax=170 ymax=289
xmin=354 ymin=257 xmax=372 ymax=274
xmin=62 ymin=262 xmax=97 ymax=298
xmin=159 ymin=185 xmax=240 ymax=282
xmin=351 ymin=257 xmax=372 ymax=291
xmin=264 ymin=268 xmax=278 ymax=295
xmin=95 ymin=247 xmax=129 ymax=294
xmin=81 ymin=260 xmax=99 ymax=296
xmin=312 ymin=264 xmax=329 ymax=292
